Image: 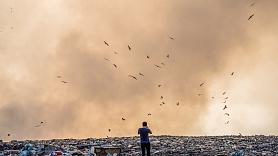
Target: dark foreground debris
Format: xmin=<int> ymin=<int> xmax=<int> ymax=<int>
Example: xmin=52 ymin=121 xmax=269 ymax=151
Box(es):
xmin=1 ymin=135 xmax=278 ymax=155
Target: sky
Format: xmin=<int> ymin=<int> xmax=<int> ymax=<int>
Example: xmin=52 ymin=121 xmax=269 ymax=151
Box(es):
xmin=1 ymin=0 xmax=278 ymax=141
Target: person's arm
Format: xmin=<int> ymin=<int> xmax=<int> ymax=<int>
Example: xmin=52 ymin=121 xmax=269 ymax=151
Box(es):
xmin=138 ymin=128 xmax=140 ymax=135
xmin=149 ymin=129 xmax=152 ymax=134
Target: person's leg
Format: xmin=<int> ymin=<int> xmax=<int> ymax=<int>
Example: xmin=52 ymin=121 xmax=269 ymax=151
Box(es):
xmin=146 ymin=142 xmax=150 ymax=156
xmin=141 ymin=143 xmax=146 ymax=156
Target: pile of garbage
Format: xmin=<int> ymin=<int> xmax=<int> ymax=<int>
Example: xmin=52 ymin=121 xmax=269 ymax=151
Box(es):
xmin=0 ymin=135 xmax=278 ymax=155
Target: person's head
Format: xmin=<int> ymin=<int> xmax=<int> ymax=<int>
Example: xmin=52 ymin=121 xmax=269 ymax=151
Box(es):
xmin=142 ymin=121 xmax=147 ymax=127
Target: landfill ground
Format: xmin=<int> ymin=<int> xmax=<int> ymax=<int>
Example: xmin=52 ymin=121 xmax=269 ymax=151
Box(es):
xmin=1 ymin=135 xmax=278 ymax=155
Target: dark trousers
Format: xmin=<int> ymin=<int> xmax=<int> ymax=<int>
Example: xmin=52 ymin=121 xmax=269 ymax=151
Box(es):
xmin=141 ymin=142 xmax=150 ymax=156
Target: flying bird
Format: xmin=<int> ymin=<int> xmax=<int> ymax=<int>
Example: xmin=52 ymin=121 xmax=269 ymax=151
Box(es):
xmin=200 ymin=83 xmax=204 ymax=87
xmin=160 ymin=96 xmax=163 ymax=99
xmin=35 ymin=125 xmax=40 ymax=127
xmin=56 ymin=76 xmax=62 ymax=78
xmin=224 ymin=97 xmax=228 ymax=99
xmin=128 ymin=75 xmax=137 ymax=80
xmin=197 ymin=94 xmax=202 ymax=96
xmin=212 ymin=97 xmax=214 ymax=99
xmin=104 ymin=41 xmax=109 ymax=46
xmin=154 ymin=64 xmax=162 ymax=68
xmin=162 ymin=102 xmax=165 ymax=104
xmin=176 ymin=102 xmax=179 ymax=106
xmin=104 ymin=58 xmax=109 ymax=61
xmin=113 ymin=64 xmax=117 ymax=68
xmin=128 ymin=45 xmax=131 ymax=51
xmin=168 ymin=36 xmax=174 ymax=40
xmin=148 ymin=113 xmax=151 ymax=116
xmin=61 ymin=81 xmax=68 ymax=83
xmin=158 ymin=85 xmax=161 ymax=87
xmin=222 ymin=100 xmax=226 ymax=103
xmin=147 ymin=55 xmax=150 ymax=58
xmin=161 ymin=63 xmax=165 ymax=65
xmin=225 ymin=121 xmax=229 ymax=124
xmin=250 ymin=3 xmax=255 ymax=7
xmin=108 ymin=129 xmax=111 ymax=132
xmin=223 ymin=92 xmax=226 ymax=95
xmin=166 ymin=55 xmax=169 ymax=58
xmin=10 ymin=7 xmax=13 ymax=13
xmin=224 ymin=113 xmax=229 ymax=116
xmin=223 ymin=105 xmax=227 ymax=110
xmin=159 ymin=104 xmax=162 ymax=106
xmin=7 ymin=134 xmax=10 ymax=136
xmin=231 ymin=72 xmax=234 ymax=75
xmin=122 ymin=118 xmax=125 ymax=121
xmin=248 ymin=14 xmax=254 ymax=20
xmin=11 ymin=27 xmax=13 ymax=29
xmin=139 ymin=73 xmax=144 ymax=76
xmin=114 ymin=52 xmax=118 ymax=54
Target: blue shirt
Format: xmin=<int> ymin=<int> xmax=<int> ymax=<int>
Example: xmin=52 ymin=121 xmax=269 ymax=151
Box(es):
xmin=138 ymin=128 xmax=152 ymax=143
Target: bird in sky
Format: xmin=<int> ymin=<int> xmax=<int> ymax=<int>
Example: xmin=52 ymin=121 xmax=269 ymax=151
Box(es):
xmin=224 ymin=97 xmax=228 ymax=99
xmin=128 ymin=75 xmax=137 ymax=80
xmin=212 ymin=97 xmax=214 ymax=99
xmin=122 ymin=118 xmax=125 ymax=121
xmin=250 ymin=3 xmax=255 ymax=7
xmin=154 ymin=64 xmax=162 ymax=68
xmin=35 ymin=121 xmax=44 ymax=127
xmin=56 ymin=76 xmax=62 ymax=78
xmin=160 ymin=96 xmax=163 ymax=99
xmin=104 ymin=41 xmax=109 ymax=46
xmin=223 ymin=105 xmax=227 ymax=110
xmin=200 ymin=83 xmax=204 ymax=87
xmin=225 ymin=121 xmax=229 ymax=124
xmin=128 ymin=45 xmax=131 ymax=51
xmin=10 ymin=7 xmax=13 ymax=13
xmin=231 ymin=72 xmax=234 ymax=75
xmin=11 ymin=27 xmax=13 ymax=29
xmin=197 ymin=94 xmax=202 ymax=96
xmin=239 ymin=133 xmax=242 ymax=136
xmin=147 ymin=55 xmax=150 ymax=58
xmin=224 ymin=113 xmax=229 ymax=116
xmin=161 ymin=63 xmax=165 ymax=65
xmin=159 ymin=104 xmax=162 ymax=106
xmin=61 ymin=81 xmax=68 ymax=83
xmin=7 ymin=134 xmax=10 ymax=136
xmin=162 ymin=102 xmax=165 ymax=104
xmin=104 ymin=58 xmax=109 ymax=61
xmin=166 ymin=55 xmax=169 ymax=58
xmin=139 ymin=73 xmax=144 ymax=76
xmin=108 ymin=129 xmax=111 ymax=132
xmin=176 ymin=102 xmax=179 ymax=106
xmin=222 ymin=100 xmax=226 ymax=103
xmin=248 ymin=14 xmax=254 ymax=20
xmin=113 ymin=64 xmax=117 ymax=68
xmin=148 ymin=113 xmax=151 ymax=116
xmin=158 ymin=85 xmax=161 ymax=87
xmin=114 ymin=52 xmax=118 ymax=54
xmin=223 ymin=92 xmax=226 ymax=95
xmin=168 ymin=36 xmax=174 ymax=40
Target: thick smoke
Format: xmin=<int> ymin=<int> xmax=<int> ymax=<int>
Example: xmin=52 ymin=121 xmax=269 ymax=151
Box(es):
xmin=1 ymin=0 xmax=278 ymax=141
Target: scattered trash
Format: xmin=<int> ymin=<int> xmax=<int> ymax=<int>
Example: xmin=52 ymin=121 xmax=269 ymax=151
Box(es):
xmin=0 ymin=135 xmax=278 ymax=155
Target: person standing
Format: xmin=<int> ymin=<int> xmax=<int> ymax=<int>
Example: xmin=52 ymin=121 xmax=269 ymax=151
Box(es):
xmin=138 ymin=121 xmax=152 ymax=156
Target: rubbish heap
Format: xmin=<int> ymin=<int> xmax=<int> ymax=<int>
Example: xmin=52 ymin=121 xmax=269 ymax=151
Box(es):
xmin=0 ymin=135 xmax=278 ymax=155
